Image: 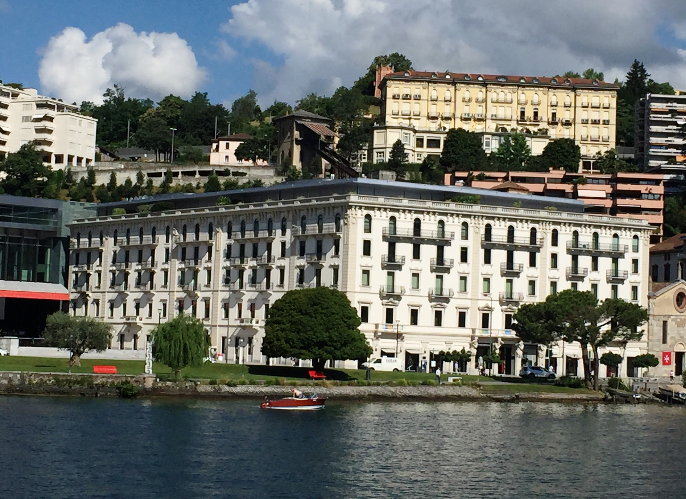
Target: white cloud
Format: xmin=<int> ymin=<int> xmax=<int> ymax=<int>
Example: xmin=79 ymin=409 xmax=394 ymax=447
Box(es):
xmin=222 ymin=0 xmax=686 ymax=104
xmin=38 ymin=23 xmax=206 ymax=104
xmin=207 ymin=39 xmax=237 ymax=61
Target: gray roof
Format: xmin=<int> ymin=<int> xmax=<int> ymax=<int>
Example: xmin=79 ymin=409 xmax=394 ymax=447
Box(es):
xmin=273 ymin=109 xmax=330 ymax=122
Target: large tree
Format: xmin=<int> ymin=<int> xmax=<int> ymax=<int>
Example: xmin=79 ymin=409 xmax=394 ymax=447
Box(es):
xmin=492 ymin=131 xmax=531 ymax=171
xmin=152 ymin=314 xmax=209 ymax=377
xmin=594 ymin=149 xmax=637 ymax=173
xmin=513 ymin=290 xmax=647 ymax=390
xmin=262 ymin=287 xmax=372 ymax=371
xmin=538 ymin=138 xmax=581 ymax=172
xmin=440 ymin=128 xmax=488 ymax=172
xmin=43 ymin=312 xmax=113 ymax=367
xmin=388 ymin=139 xmax=406 ymax=173
xmin=0 ymin=142 xmax=52 ymax=197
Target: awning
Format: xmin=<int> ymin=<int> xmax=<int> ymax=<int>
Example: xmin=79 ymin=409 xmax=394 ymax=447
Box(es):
xmin=0 ymin=281 xmax=69 ymax=301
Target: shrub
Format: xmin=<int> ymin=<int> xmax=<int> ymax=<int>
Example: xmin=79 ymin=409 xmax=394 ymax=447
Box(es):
xmin=288 ymin=381 xmax=298 ymax=387
xmin=395 ymin=378 xmax=408 ymax=386
xmin=555 ymin=375 xmax=584 ymax=388
xmin=208 ymin=379 xmax=218 ymax=385
xmin=276 ymin=377 xmax=287 ymax=386
xmin=216 ymin=196 xmax=232 ymax=206
xmin=264 ymin=379 xmax=275 ymax=386
xmin=116 ymin=381 xmax=138 ymax=398
xmin=608 ymin=377 xmax=632 ymax=391
xmin=238 ymin=378 xmax=249 ymax=385
xmin=150 ymin=201 xmax=175 ymax=213
xmin=357 ymin=379 xmax=368 ymax=386
xmin=422 ymin=380 xmax=437 ymax=386
xmin=112 ymin=208 xmax=126 ymax=216
xmin=225 ymin=380 xmax=238 ymax=387
xmin=136 ymin=204 xmax=152 ymax=214
xmin=408 ymin=380 xmax=420 ymax=386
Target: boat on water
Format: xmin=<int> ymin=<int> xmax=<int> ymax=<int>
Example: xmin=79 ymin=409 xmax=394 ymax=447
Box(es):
xmin=260 ymin=394 xmax=327 ymax=410
xmin=657 ymin=385 xmax=686 ymax=404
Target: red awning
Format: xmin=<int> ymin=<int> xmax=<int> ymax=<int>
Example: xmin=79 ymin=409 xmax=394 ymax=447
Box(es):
xmin=0 ymin=281 xmax=69 ymax=301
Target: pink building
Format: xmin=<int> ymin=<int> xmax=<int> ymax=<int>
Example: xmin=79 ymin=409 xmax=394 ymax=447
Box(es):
xmin=209 ymin=133 xmax=268 ymax=167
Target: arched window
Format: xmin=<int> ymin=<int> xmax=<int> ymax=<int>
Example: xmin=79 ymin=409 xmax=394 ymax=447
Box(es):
xmin=592 ymin=232 xmax=600 ymax=250
xmin=665 ymin=263 xmax=671 ymax=282
xmin=413 ymin=218 xmax=421 ymax=237
xmin=438 ymin=220 xmax=445 ymax=238
xmin=87 ymin=231 xmax=92 ymax=248
xmin=227 ymin=221 xmax=233 ymax=238
xmin=612 ymin=233 xmax=619 ymax=251
xmin=208 ymin=223 xmax=214 ymax=241
xmin=194 ymin=224 xmax=200 ymax=241
xmin=317 ymin=214 xmax=324 ymax=234
xmin=253 ymin=219 xmax=260 ymax=237
xmin=151 ymin=227 xmax=156 ymax=242
xmin=572 ymin=230 xmax=579 ymax=247
xmin=335 ymin=214 xmax=341 ymax=233
xmin=632 ymin=235 xmax=639 ymax=253
xmin=126 ymin=228 xmax=131 ymax=245
xmin=300 ymin=216 xmax=307 ymax=234
xmin=113 ymin=230 xmax=118 ymax=245
xmin=76 ymin=232 xmax=81 ymax=248
xmin=651 ymin=264 xmax=659 ymax=282
xmin=530 ymin=227 xmax=537 ymax=246
xmin=240 ymin=220 xmax=246 ymax=238
xmin=484 ymin=224 xmax=492 ymax=242
xmin=182 ymin=225 xmax=187 ymax=242
xmin=460 ymin=222 xmax=468 ymax=241
xmin=165 ymin=226 xmax=170 ymax=244
xmin=551 ymin=229 xmax=558 ymax=247
xmin=364 ymin=214 xmax=372 ymax=233
xmin=267 ymin=218 xmax=273 ymax=237
xmin=507 ymin=226 xmax=515 ymax=244
xmin=281 ymin=218 xmax=287 ymax=236
xmin=99 ymin=230 xmax=104 ymax=246
xmin=139 ymin=227 xmax=144 ymax=244
xmin=389 ymin=216 xmax=397 ymax=236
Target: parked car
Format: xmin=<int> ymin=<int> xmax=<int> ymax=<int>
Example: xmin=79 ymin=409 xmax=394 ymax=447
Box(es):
xmin=0 ymin=348 xmax=8 ymax=356
xmin=520 ymin=366 xmax=555 ymax=379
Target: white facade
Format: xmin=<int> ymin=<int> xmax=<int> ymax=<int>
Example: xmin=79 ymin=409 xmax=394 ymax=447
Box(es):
xmin=636 ymin=93 xmax=686 ymax=170
xmin=67 ymin=188 xmax=652 ymax=377
xmin=0 ymin=85 xmax=97 ymax=168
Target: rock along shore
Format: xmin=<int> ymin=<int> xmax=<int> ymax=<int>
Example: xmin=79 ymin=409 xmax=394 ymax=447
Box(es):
xmin=0 ymin=371 xmax=607 ymax=403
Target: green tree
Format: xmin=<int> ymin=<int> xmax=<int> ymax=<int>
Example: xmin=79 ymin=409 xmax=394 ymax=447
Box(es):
xmin=0 ymin=142 xmax=52 ymax=197
xmin=582 ymin=68 xmax=604 ymax=81
xmin=664 ymin=195 xmax=686 ymax=236
xmin=562 ymin=71 xmax=580 ymax=78
xmin=204 ymin=171 xmax=221 ymax=192
xmin=235 ymin=137 xmax=270 ymax=164
xmin=231 ymin=89 xmax=260 ymax=121
xmin=85 ymin=167 xmax=96 ymax=188
xmin=419 ymin=155 xmax=444 ymax=184
xmin=440 ymin=128 xmax=488 ymax=172
xmin=262 ymin=287 xmax=372 ymax=371
xmin=599 ymin=352 xmax=623 ymax=373
xmin=492 ymin=131 xmax=531 ymax=170
xmin=295 ymin=93 xmax=333 ymax=117
xmin=43 ymin=312 xmax=113 ymax=367
xmin=178 ymin=145 xmax=204 ymax=164
xmin=388 ymin=139 xmax=406 ymax=173
xmin=538 ymin=138 xmax=581 ymax=172
xmin=152 ymin=314 xmax=209 ymax=377
xmin=137 ymin=110 xmax=171 ymax=161
xmin=94 ymin=184 xmax=111 ymax=203
xmin=632 ymin=353 xmax=659 ymax=375
xmin=594 ymin=149 xmax=637 ymax=173
xmin=261 ymin=101 xmax=293 ymax=119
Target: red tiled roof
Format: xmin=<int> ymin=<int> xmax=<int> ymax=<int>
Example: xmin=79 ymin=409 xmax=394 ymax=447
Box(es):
xmin=650 ymin=233 xmax=685 ymax=253
xmin=384 ymin=70 xmax=618 ymax=89
xmin=490 ymin=181 xmax=530 ymax=192
xmin=299 ymin=121 xmax=336 ymax=137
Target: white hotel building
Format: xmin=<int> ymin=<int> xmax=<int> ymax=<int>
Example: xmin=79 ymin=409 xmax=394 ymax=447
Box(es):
xmin=0 ymin=84 xmax=97 ymax=168
xmin=67 ymin=180 xmax=652 ymax=377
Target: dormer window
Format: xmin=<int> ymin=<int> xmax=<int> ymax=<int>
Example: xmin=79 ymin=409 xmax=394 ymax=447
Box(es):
xmin=464 ymin=75 xmax=471 ymax=81
xmin=533 ymin=78 xmax=539 ymax=84
xmin=551 ymin=78 xmax=558 ymax=84
xmin=592 ymin=80 xmax=599 ymax=85
xmin=519 ymin=77 xmax=526 ymax=83
xmin=477 ymin=75 xmax=484 ymax=81
xmin=445 ymin=72 xmax=450 ymax=78
xmin=564 ymin=78 xmax=571 ymax=84
xmin=497 ymin=76 xmax=507 ymax=82
xmin=431 ymin=72 xmax=437 ymax=78
xmin=404 ymin=71 xmax=410 ymax=76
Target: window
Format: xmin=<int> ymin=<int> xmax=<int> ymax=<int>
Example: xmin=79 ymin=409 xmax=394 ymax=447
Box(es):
xmin=237 ymin=302 xmax=243 ymax=319
xmin=411 ymin=273 xmax=420 ymax=289
xmin=297 ymin=269 xmax=304 ymax=286
xmin=572 ymin=231 xmax=579 ymax=248
xmin=363 ymin=240 xmax=371 ymax=256
xmin=632 ymin=259 xmax=639 ymax=274
xmin=360 ymin=306 xmax=369 ymax=323
xmin=530 ymin=227 xmax=538 ymax=246
xmin=334 ymin=239 xmax=340 ymax=256
xmin=161 ymin=302 xmax=167 ymax=318
xmin=631 ymin=286 xmax=638 ymax=301
xmin=178 ymin=299 xmax=184 ymax=315
xmin=611 ymin=284 xmax=618 ymax=299
xmin=416 ymin=137 xmax=424 ymax=148
xmin=385 ymin=308 xmax=394 ymax=324
xmin=279 ymin=268 xmax=285 ymax=286
xmin=528 ymin=280 xmax=536 ymax=296
xmin=663 ymin=321 xmax=668 ymax=344
xmin=410 ymin=308 xmax=419 ymax=325
xmin=484 ymin=248 xmax=491 ymax=265
xmin=434 ymin=310 xmax=443 ymax=327
xmin=412 ymin=244 xmax=420 ymax=260
xmin=364 ymin=215 xmax=372 ymax=233
xmin=592 ymin=256 xmax=599 ymax=272
xmin=459 ymin=276 xmax=467 ymax=293
xmin=280 ymin=241 xmax=286 ymax=258
xmin=664 ymin=263 xmax=671 ymax=282
xmin=388 ymin=217 xmax=397 ymax=236
xmin=460 ymin=247 xmax=468 ymax=263
xmin=281 ymin=217 xmax=287 ymax=236
xmin=300 ymin=216 xmax=306 ymax=234
xmin=458 ymin=311 xmax=467 ymax=328
xmin=571 ymin=282 xmax=578 ymax=291
xmin=550 ymin=253 xmax=558 ymax=269
xmin=299 ymin=240 xmax=306 ymax=257
xmin=482 ymin=278 xmax=491 ymax=294
xmin=223 ymin=302 xmax=229 ymax=319
xmin=361 ymin=269 xmax=370 ymax=286
xmin=204 ymin=300 xmax=210 ymax=319
xmin=484 ymin=224 xmax=492 ymax=242
xmin=481 ymin=312 xmax=490 ymax=329
xmin=612 ymin=234 xmax=619 ymax=251
xmin=461 ymin=222 xmax=469 ymax=240
xmin=332 ymin=268 xmax=338 ymax=287
xmin=317 ymin=215 xmax=324 ymax=234
xmin=507 ymin=226 xmax=515 ymax=244
xmin=550 ymin=281 xmax=558 ymax=295
xmin=652 ymin=264 xmax=659 ymax=282
xmin=413 ymin=218 xmax=422 ymax=237
xmin=437 ymin=220 xmax=445 ymax=238
xmin=591 ymin=283 xmax=598 ymax=298
xmin=335 ymin=214 xmax=341 ymax=233
xmin=529 ymin=252 xmax=537 ymax=268
xmin=109 ymin=301 xmax=114 ymax=318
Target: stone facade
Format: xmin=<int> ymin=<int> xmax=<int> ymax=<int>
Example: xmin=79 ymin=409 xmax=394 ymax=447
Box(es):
xmin=648 ymin=280 xmax=686 ymax=376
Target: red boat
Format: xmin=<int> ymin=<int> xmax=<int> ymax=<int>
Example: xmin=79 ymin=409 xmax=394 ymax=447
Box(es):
xmin=260 ymin=395 xmax=327 ymax=410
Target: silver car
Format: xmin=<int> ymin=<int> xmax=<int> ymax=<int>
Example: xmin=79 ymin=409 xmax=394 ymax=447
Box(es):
xmin=520 ymin=366 xmax=555 ymax=379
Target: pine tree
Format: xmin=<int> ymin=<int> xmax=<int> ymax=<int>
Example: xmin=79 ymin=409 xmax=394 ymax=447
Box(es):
xmin=387 ymin=139 xmax=406 ymax=173
xmin=204 ymin=172 xmax=221 ymax=192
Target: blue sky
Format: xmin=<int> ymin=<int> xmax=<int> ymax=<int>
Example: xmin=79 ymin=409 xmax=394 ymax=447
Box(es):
xmin=2 ymin=0 xmax=686 ymax=108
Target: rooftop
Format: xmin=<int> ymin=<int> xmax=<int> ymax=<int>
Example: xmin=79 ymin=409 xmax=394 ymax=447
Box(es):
xmin=382 ymin=71 xmax=619 ymax=89
xmin=273 ymin=109 xmax=330 ymax=122
xmin=650 ymin=233 xmax=685 ymax=253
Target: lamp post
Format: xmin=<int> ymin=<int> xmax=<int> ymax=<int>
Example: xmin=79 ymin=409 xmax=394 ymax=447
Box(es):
xmin=395 ymin=319 xmax=400 ymax=358
xmin=170 ymin=127 xmax=177 ymax=163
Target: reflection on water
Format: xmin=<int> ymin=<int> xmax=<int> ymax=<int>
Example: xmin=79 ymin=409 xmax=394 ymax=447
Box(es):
xmin=0 ymin=397 xmax=683 ymax=498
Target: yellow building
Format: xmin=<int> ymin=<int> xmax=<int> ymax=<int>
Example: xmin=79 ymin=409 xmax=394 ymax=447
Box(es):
xmin=372 ymin=69 xmax=618 ymax=170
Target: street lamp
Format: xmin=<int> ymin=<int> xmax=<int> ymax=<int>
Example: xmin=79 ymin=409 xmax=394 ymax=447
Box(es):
xmin=170 ymin=128 xmax=177 ymax=163
xmin=395 ymin=319 xmax=400 ymax=357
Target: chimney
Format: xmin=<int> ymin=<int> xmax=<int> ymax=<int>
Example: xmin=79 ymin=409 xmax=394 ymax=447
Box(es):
xmin=374 ymin=65 xmax=396 ymax=99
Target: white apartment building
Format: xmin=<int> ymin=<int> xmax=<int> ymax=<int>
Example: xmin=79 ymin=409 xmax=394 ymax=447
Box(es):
xmin=635 ymin=93 xmax=686 ymax=171
xmin=66 ymin=180 xmax=652 ymax=377
xmin=0 ymin=84 xmax=97 ymax=168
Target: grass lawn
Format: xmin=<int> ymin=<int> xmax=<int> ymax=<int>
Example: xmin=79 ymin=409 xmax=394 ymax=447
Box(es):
xmin=0 ymin=356 xmax=145 ymax=375
xmin=479 ymin=383 xmax=597 ymax=394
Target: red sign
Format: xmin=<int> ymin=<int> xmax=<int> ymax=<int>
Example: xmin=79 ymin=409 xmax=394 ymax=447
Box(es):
xmin=663 ymin=351 xmax=672 ymax=366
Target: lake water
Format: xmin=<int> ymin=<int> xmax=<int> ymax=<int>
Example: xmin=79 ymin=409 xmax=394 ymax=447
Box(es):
xmin=0 ymin=396 xmax=684 ymax=498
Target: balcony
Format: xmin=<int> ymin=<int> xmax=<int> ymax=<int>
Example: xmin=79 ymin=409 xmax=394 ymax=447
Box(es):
xmin=518 ymin=99 xmax=528 ymax=105
xmin=430 ymin=96 xmax=438 ymax=101
xmin=401 ymin=110 xmax=411 ymax=116
xmin=581 ymin=119 xmax=589 ymax=124
xmin=602 ymin=136 xmax=610 ymax=142
xmin=591 ymin=119 xmax=601 ymax=125
xmin=114 ymin=284 xmax=128 ymax=293
xmin=590 ymin=136 xmax=600 ymax=141
xmin=228 ymin=257 xmax=248 ymax=266
xmin=379 ymin=285 xmax=405 ymax=298
xmin=499 ymin=292 xmax=524 ymax=305
xmin=602 ymin=119 xmax=610 ymax=125
xmin=550 ymin=102 xmax=558 ymax=107
xmin=581 ymin=102 xmax=589 ymax=108
xmin=474 ymin=113 xmax=485 ymax=121
xmin=603 ymin=102 xmax=611 ymax=108
xmin=74 ymin=283 xmax=90 ymax=293
xmin=462 ymin=97 xmax=471 ymax=103
xmin=581 ymin=135 xmax=589 ymax=141
xmin=443 ymin=112 xmax=452 ymax=119
xmin=444 ymin=95 xmax=452 ymax=102
xmin=566 ymin=267 xmax=589 ymax=281
xmin=391 ymin=110 xmax=399 ymax=116
xmin=228 ymin=282 xmax=245 ymax=291
xmin=231 ymin=229 xmax=276 ymax=241
xmin=113 ymin=262 xmax=129 ymax=270
xmin=292 ymin=224 xmax=340 ymax=237
xmin=252 ymin=255 xmax=275 ymax=266
xmin=402 ymin=94 xmax=411 ymax=99
xmin=548 ymin=118 xmax=559 ymax=125
xmin=134 ymin=283 xmax=153 ymax=292
xmin=181 ymin=283 xmax=198 ymax=293
xmin=305 ymin=253 xmax=325 ymax=265
xmin=562 ymin=120 xmax=572 ymax=126
xmin=118 ymin=236 xmax=159 ymax=248
xmin=500 ymin=263 xmax=523 ymax=276
xmin=382 ymin=227 xmax=454 ymax=244
xmin=413 ymin=94 xmax=421 ymax=100
xmin=491 ymin=114 xmax=511 ymax=120
xmin=381 ymin=255 xmax=405 ymax=268
xmin=180 ymin=259 xmax=201 ymax=268
xmin=591 ymin=102 xmax=601 ymax=108
xmin=429 ymin=288 xmax=454 ymax=300
xmin=566 ymin=241 xmax=628 ymax=257
xmin=238 ymin=317 xmax=261 ymax=327
xmin=428 ymin=112 xmax=439 ymax=120
xmin=476 ymin=97 xmax=485 ymax=103
xmin=392 ymin=93 xmax=400 ymax=99
xmin=246 ymin=282 xmax=272 ymax=292
xmin=491 ymin=98 xmax=513 ymax=104
xmin=73 ymin=264 xmax=88 ymax=272
xmin=461 ymin=113 xmax=472 ymax=120
xmin=175 ymin=235 xmax=214 ymax=247
xmin=606 ymin=270 xmax=628 ymax=283
xmin=430 ymin=258 xmax=454 ymax=272
xmin=564 ymin=102 xmax=572 ymax=107
xmin=481 ymin=235 xmax=544 ymax=251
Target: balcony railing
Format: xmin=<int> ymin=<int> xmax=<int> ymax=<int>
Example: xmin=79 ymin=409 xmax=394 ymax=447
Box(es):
xmin=175 ymin=234 xmax=214 ymax=246
xmin=499 ymin=292 xmax=524 ymax=305
xmin=114 ymin=262 xmax=129 ymax=270
xmin=231 ymin=229 xmax=276 ymax=240
xmin=602 ymin=136 xmax=610 ymax=142
xmin=228 ymin=257 xmax=248 ymax=266
xmin=429 ymin=288 xmax=454 ymax=300
xmin=566 ymin=267 xmax=589 ymax=280
xmin=73 ymin=264 xmax=88 ymax=272
xmin=114 ymin=284 xmax=128 ymax=292
xmin=500 ymin=263 xmax=523 ymax=276
xmin=606 ymin=270 xmax=628 ymax=282
xmin=481 ymin=235 xmax=544 ymax=251
xmin=379 ymin=285 xmax=405 ymax=297
xmin=381 ymin=255 xmax=406 ymax=267
xmin=428 ymin=112 xmax=439 ymax=119
xmin=402 ymin=94 xmax=411 ymax=99
xmin=430 ymin=258 xmax=454 ymax=272
xmin=382 ymin=227 xmax=454 ymax=243
xmin=291 ymin=224 xmax=340 ymax=237
xmin=581 ymin=119 xmax=589 ymax=124
xmin=246 ymin=282 xmax=272 ymax=291
xmin=118 ymin=236 xmax=159 ymax=248
xmin=181 ymin=283 xmax=198 ymax=293
xmin=252 ymin=255 xmax=275 ymax=266
xmin=305 ymin=253 xmax=325 ymax=264
xmin=566 ymin=241 xmax=628 ymax=257
xmin=462 ymin=113 xmax=472 ymax=120
xmin=180 ymin=259 xmax=201 ymax=268
xmin=238 ymin=318 xmax=261 ymax=326
xmin=413 ymin=94 xmax=421 ymax=100
xmin=602 ymin=119 xmax=610 ymax=125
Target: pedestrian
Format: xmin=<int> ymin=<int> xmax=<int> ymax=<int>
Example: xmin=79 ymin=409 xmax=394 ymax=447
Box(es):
xmin=670 ymin=370 xmax=675 ymax=382
xmin=435 ymin=367 xmax=441 ymax=385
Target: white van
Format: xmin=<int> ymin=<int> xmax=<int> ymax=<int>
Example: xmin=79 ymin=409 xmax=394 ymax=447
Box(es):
xmin=365 ymin=357 xmax=403 ymax=372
